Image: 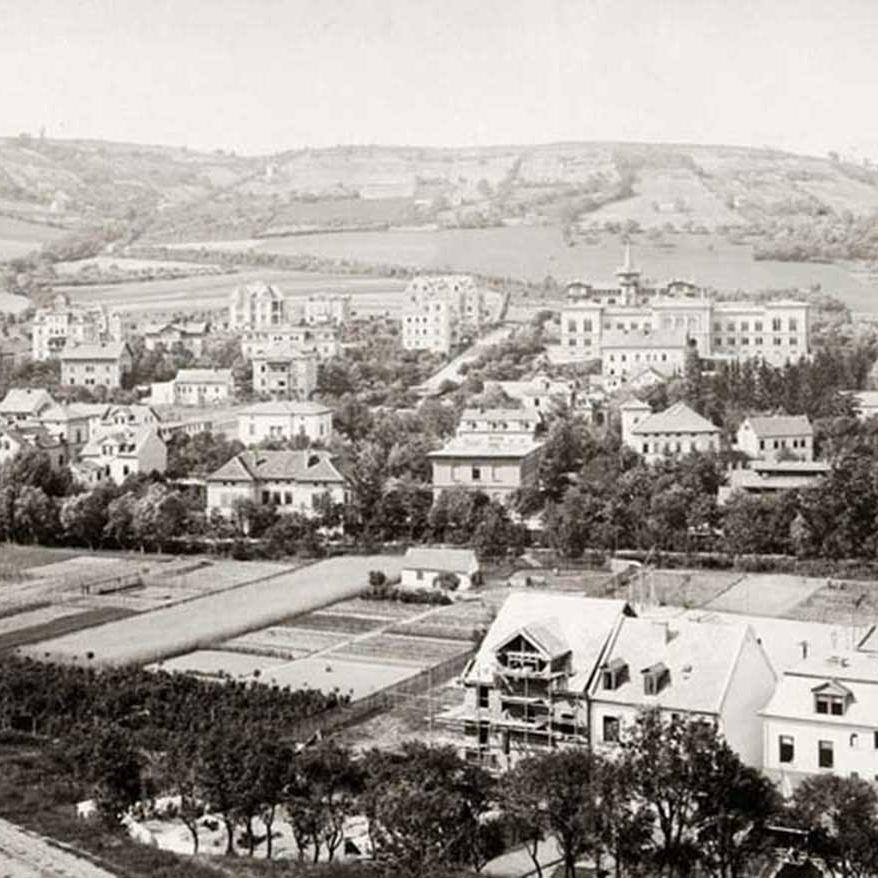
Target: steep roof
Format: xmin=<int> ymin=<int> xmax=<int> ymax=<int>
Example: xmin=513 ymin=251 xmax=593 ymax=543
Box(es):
xmin=403 ymin=547 xmax=478 ymax=574
xmin=207 ymin=450 xmax=345 ymax=484
xmin=589 ymin=616 xmax=758 ymax=714
xmin=61 ymin=342 xmax=129 ymax=361
xmin=240 ymin=400 xmax=332 ymax=417
xmin=630 ymin=401 xmax=719 ymax=435
xmin=742 ymin=415 xmax=813 ymax=438
xmin=465 ymin=592 xmax=630 ymax=690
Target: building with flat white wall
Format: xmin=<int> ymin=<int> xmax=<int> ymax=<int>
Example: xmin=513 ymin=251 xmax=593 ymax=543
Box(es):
xmin=31 ymin=294 xmax=106 ymax=361
xmin=171 ymin=369 xmax=235 ymax=406
xmin=238 ymin=401 xmax=333 ymax=445
xmin=621 ymin=400 xmax=721 ymax=463
xmin=0 ymin=388 xmax=55 ymax=421
xmin=141 ymin=321 xmax=209 ymax=357
xmin=77 ymin=426 xmax=167 ymax=485
xmin=400 ymin=547 xmax=480 ymax=593
xmin=304 ymin=295 xmax=350 ymax=325
xmin=737 ymin=415 xmax=814 ymax=462
xmin=761 ymin=650 xmax=878 ymax=788
xmin=482 ymin=376 xmax=576 ymax=413
xmin=206 ymin=449 xmax=346 ymax=519
xmin=60 ymin=342 xmax=133 ymax=389
xmin=601 ymin=333 xmax=689 ymax=390
xmin=228 ymin=282 xmax=286 ymax=330
xmin=241 ymin=325 xmax=339 ymax=360
xmin=251 ymin=349 xmax=318 ymax=400
xmin=589 ymin=616 xmax=776 ymax=768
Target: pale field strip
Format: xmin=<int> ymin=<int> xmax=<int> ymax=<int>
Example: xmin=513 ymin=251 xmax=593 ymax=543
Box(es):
xmin=223 ymin=626 xmax=348 ymax=659
xmin=316 ymin=597 xmax=424 ymax=620
xmin=331 ymin=632 xmax=469 ymax=668
xmin=0 ymin=604 xmax=83 ymax=636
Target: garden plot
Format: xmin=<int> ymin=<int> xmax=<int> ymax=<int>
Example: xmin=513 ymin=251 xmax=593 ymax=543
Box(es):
xmin=332 ymin=633 xmax=469 ymax=668
xmin=0 ymin=607 xmax=137 ymax=652
xmin=287 ymin=611 xmax=386 ymax=635
xmin=317 ymin=597 xmax=426 ymax=620
xmin=223 ymin=626 xmax=348 ymax=660
xmin=259 ymin=656 xmax=415 ymax=700
xmin=0 ymin=605 xmax=83 ymax=637
xmin=703 ymin=573 xmax=827 ymax=617
xmin=390 ymin=600 xmax=498 ymax=641
xmin=785 ymin=578 xmax=878 ymax=626
xmin=149 ymin=649 xmax=289 ymax=679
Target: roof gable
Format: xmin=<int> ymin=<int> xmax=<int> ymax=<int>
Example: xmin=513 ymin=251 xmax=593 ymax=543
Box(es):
xmin=631 ymin=401 xmax=718 ymax=435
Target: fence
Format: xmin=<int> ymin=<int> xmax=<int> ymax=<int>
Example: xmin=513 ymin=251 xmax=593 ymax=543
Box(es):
xmin=288 ymin=648 xmax=475 ymax=741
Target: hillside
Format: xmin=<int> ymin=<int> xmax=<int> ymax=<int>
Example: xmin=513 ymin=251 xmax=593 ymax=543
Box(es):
xmin=2 ymin=137 xmax=878 ymax=255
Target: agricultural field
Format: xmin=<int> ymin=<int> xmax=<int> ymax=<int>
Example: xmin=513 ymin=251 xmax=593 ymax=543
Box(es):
xmin=0 ymin=215 xmax=68 ymax=260
xmin=60 ymin=267 xmax=408 ymax=318
xmin=17 ymin=554 xmax=406 ymax=666
xmin=194 ymin=227 xmax=878 ymax=312
xmin=149 ymin=649 xmax=289 ymax=679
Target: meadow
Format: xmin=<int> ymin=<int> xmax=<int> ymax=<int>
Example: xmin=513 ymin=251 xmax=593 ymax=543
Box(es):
xmin=0 ymin=216 xmax=68 ymax=260
xmin=189 ymin=226 xmax=878 ymax=312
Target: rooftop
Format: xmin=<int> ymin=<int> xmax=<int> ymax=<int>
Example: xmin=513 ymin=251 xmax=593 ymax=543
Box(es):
xmin=742 ymin=415 xmax=813 ymax=438
xmin=61 ymin=342 xmax=129 ymax=361
xmin=0 ymin=388 xmax=54 ymax=415
xmin=175 ymin=368 xmax=233 ymax=384
xmin=428 ymin=436 xmax=544 ymax=459
xmin=207 ymin=450 xmax=344 ymax=484
xmin=403 ymin=547 xmax=478 ymax=573
xmin=240 ymin=400 xmax=333 ymax=417
xmin=630 ymin=401 xmax=719 ymax=435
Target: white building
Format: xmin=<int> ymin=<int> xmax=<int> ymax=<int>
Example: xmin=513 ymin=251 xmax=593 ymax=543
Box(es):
xmin=141 ymin=321 xmax=209 ymax=357
xmin=77 ymin=426 xmax=167 ymax=485
xmin=482 ymin=375 xmax=576 ymax=413
xmin=718 ymin=460 xmax=831 ymax=504
xmin=400 ymin=547 xmax=480 ymax=593
xmin=31 ymin=293 xmax=106 ymax=361
xmin=238 ymin=401 xmax=333 ymax=445
xmin=440 ymin=592 xmax=632 ymax=769
xmin=0 ymin=388 xmax=55 ymax=421
xmin=304 ymin=295 xmax=351 ymax=326
xmin=241 ymin=325 xmax=339 ymax=360
xmin=251 ymin=349 xmax=318 ymax=400
xmin=601 ymin=333 xmax=689 ymax=390
xmin=169 ymin=369 xmax=235 ymax=406
xmin=589 ymin=616 xmax=776 ymax=768
xmin=401 ymin=275 xmax=502 ymax=354
xmin=206 ymin=449 xmax=347 ymax=519
xmin=228 ymin=282 xmax=286 ymax=330
xmin=761 ymin=650 xmax=878 ymax=787
xmin=560 ymin=249 xmax=810 ymax=374
xmin=621 ymin=400 xmax=721 ymax=463
xmin=736 ymin=415 xmax=814 ymax=463
xmin=60 ymin=342 xmax=133 ymax=389
xmin=0 ymin=422 xmax=68 ymax=470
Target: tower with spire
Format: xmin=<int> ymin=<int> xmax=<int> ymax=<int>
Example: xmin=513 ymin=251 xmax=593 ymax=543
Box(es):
xmin=614 ymin=241 xmax=642 ymax=305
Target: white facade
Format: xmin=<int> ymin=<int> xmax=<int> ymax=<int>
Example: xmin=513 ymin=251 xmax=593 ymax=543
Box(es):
xmin=172 ymin=369 xmax=235 ymax=406
xmin=601 ymin=335 xmax=688 ymax=389
xmin=61 ymin=343 xmax=133 ymax=389
xmin=31 ymin=294 xmax=106 ymax=361
xmin=304 ymin=295 xmax=350 ymax=325
xmin=228 ymin=282 xmax=286 ymax=330
xmin=621 ymin=400 xmax=721 ymax=463
xmin=78 ymin=427 xmax=167 ymax=484
xmin=238 ymin=401 xmax=333 ymax=444
xmin=251 ymin=349 xmax=318 ymax=400
xmin=736 ymin=416 xmax=814 ymax=463
xmin=761 ymin=651 xmax=878 ymax=785
xmin=241 ymin=325 xmax=339 ymax=360
xmin=399 ymin=547 xmax=480 ymax=592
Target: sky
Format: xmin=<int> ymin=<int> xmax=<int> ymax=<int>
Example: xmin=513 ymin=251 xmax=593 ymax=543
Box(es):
xmin=1 ymin=0 xmax=877 ymax=158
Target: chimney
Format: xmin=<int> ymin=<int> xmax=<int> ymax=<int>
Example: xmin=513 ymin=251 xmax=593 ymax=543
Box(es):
xmin=800 ymin=640 xmax=809 ymax=659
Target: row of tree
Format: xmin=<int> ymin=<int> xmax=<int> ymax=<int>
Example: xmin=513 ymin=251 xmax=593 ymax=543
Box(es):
xmin=59 ymin=707 xmax=878 ymax=878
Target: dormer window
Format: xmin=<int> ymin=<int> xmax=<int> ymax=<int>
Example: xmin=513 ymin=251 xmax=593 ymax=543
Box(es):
xmin=813 ymin=681 xmax=853 ymax=716
xmin=642 ymin=663 xmax=670 ymax=696
xmin=601 ymin=658 xmax=629 ymax=691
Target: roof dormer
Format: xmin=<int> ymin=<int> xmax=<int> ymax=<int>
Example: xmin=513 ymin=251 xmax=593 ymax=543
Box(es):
xmin=813 ymin=680 xmax=853 ymax=716
xmin=642 ymin=662 xmax=670 ymax=696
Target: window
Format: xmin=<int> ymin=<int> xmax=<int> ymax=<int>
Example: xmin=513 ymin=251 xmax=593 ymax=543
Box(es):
xmin=755 ymin=337 xmax=764 ymax=346
xmin=471 ymin=466 xmax=481 ymax=481
xmin=815 ymin=693 xmax=845 ymax=716
xmin=642 ymin=664 xmax=669 ymax=695
xmin=478 ymin=721 xmax=489 ymax=746
xmin=779 ymin=735 xmax=794 ymax=763
xmin=478 ymin=686 xmax=490 ymax=709
xmin=772 ymin=317 xmax=782 ymax=332
xmin=850 ymin=733 xmax=859 ymax=748
xmin=602 ymin=716 xmax=621 ymax=743
xmin=789 ymin=318 xmax=798 ymax=331
xmin=873 ymin=731 xmax=878 ymax=749
xmin=818 ymin=740 xmax=834 ymax=769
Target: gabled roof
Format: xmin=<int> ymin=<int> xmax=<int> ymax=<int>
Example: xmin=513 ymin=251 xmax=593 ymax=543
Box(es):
xmin=589 ymin=616 xmax=758 ymax=714
xmin=81 ymin=426 xmax=160 ymax=458
xmin=175 ymin=368 xmax=232 ymax=385
xmin=630 ymin=402 xmax=719 ymax=435
xmin=464 ymin=593 xmax=630 ymax=690
xmin=61 ymin=342 xmax=129 ymax=361
xmin=811 ymin=680 xmax=854 ymax=698
xmin=742 ymin=415 xmax=813 ymax=438
xmin=403 ymin=547 xmax=478 ymax=575
xmin=0 ymin=422 xmax=60 ymax=450
xmin=207 ymin=450 xmax=345 ymax=484
xmin=460 ymin=408 xmax=541 ymax=423
xmin=0 ymin=388 xmax=54 ymax=416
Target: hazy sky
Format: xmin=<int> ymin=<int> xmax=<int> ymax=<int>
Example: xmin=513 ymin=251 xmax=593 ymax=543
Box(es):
xmin=2 ymin=0 xmax=876 ymax=157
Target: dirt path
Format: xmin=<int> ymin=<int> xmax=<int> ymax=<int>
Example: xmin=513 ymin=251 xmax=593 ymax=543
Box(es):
xmin=0 ymin=817 xmax=118 ymax=878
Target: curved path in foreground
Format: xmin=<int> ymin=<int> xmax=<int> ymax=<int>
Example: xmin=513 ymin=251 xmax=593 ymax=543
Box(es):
xmin=0 ymin=817 xmax=118 ymax=878
xmin=18 ymin=554 xmax=405 ymax=668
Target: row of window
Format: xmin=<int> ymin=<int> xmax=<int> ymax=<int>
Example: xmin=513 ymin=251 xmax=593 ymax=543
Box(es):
xmin=607 ymin=352 xmax=671 ymax=363
xmin=713 ymin=336 xmax=799 ymax=348
xmin=759 ymin=437 xmax=809 ymax=450
xmin=778 ymin=731 xmax=878 ymax=768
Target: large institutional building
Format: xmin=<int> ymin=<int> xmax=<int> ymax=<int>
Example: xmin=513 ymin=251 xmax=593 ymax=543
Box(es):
xmin=32 ymin=294 xmax=107 ymax=361
xmin=560 ymin=247 xmax=811 ymax=385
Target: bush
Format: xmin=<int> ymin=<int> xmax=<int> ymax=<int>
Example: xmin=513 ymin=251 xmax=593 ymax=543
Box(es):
xmin=368 ymin=570 xmax=387 ymax=587
xmin=362 ymin=585 xmax=452 ymax=606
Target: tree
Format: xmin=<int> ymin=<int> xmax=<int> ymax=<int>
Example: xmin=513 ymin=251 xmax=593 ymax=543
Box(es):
xmin=544 ymin=486 xmax=603 ymax=558
xmin=60 ymin=483 xmax=117 ymax=549
xmin=471 ymin=501 xmax=525 ymax=560
xmin=197 ymin=729 xmax=245 ymax=855
xmin=13 ymin=485 xmax=56 ymax=543
xmin=161 ymin=736 xmax=206 ymax=854
xmin=500 ymin=757 xmax=551 ymax=878
xmin=791 ymin=774 xmax=878 ymax=878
